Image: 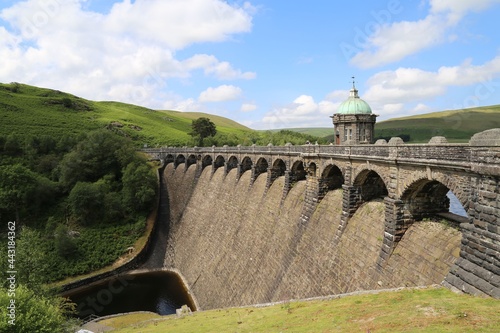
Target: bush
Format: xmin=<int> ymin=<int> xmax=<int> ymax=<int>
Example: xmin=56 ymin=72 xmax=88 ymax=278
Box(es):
xmin=67 ymin=182 xmax=105 ymax=225
xmin=54 ymin=225 xmax=78 ymax=258
xmin=59 ymin=130 xmax=135 ymax=188
xmin=0 ymin=285 xmax=77 ymax=333
xmin=122 ymin=161 xmax=157 ymax=213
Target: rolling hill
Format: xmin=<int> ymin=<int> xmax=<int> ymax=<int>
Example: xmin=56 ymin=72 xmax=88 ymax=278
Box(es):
xmin=0 ymin=82 xmax=252 ymax=147
xmin=2 ymin=82 xmax=499 ymax=145
xmin=280 ymin=105 xmax=500 ymax=143
xmin=374 ymin=105 xmax=500 ymax=142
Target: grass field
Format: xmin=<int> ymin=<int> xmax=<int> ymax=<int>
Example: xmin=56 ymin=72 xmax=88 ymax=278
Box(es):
xmin=97 ymin=287 xmax=500 ymax=333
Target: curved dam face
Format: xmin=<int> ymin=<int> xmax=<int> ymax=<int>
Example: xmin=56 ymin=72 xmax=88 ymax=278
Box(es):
xmin=163 ymin=164 xmax=461 ymax=310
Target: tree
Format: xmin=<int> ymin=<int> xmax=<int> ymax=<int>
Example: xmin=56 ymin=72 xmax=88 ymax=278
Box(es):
xmin=59 ymin=130 xmax=135 ymax=188
xmin=14 ymin=227 xmax=50 ymax=290
xmin=0 ymin=164 xmax=38 ymax=222
xmin=122 ymin=161 xmax=157 ymax=212
xmin=67 ymin=182 xmax=105 ymax=225
xmin=54 ymin=224 xmax=78 ymax=258
xmin=190 ymin=117 xmax=217 ymax=146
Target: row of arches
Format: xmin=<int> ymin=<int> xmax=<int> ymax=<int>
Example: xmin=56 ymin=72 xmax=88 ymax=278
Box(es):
xmin=165 ymin=153 xmax=469 ymax=223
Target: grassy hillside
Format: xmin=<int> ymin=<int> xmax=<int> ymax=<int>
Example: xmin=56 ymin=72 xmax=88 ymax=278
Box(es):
xmin=278 ymin=106 xmax=500 ymax=143
xmin=97 ymin=287 xmax=500 ymax=333
xmin=0 ymin=82 xmax=252 ymax=147
xmin=375 ymin=105 xmax=500 ymax=143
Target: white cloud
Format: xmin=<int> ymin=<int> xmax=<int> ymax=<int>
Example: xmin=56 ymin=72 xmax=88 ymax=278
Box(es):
xmin=411 ymin=103 xmax=432 ymax=114
xmin=261 ymin=53 xmax=500 ymax=127
xmin=0 ymin=0 xmax=255 ymax=108
xmin=105 ymin=0 xmax=253 ymax=49
xmin=184 ymin=54 xmax=256 ymax=80
xmin=241 ymin=103 xmax=257 ymax=112
xmin=205 ymin=61 xmax=256 ymax=80
xmin=199 ymin=85 xmax=242 ymax=102
xmin=163 ymin=97 xmax=203 ymax=112
xmin=364 ymin=55 xmax=500 ymax=107
xmin=261 ymin=94 xmax=341 ymax=128
xmin=350 ymin=0 xmax=500 ymax=68
xmin=351 ymin=15 xmax=448 ymax=68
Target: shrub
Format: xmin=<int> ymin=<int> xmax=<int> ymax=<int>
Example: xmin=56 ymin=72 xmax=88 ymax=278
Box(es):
xmin=54 ymin=225 xmax=78 ymax=258
xmin=67 ymin=182 xmax=105 ymax=225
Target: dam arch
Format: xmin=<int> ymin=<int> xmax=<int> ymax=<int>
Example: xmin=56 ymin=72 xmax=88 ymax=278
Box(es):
xmin=353 ymin=169 xmax=388 ymax=203
xmin=201 ymin=155 xmax=212 ymax=171
xmin=214 ymin=155 xmax=225 ymax=171
xmin=164 ymin=154 xmax=175 ymax=166
xmin=186 ymin=154 xmax=197 ymax=169
xmin=320 ymin=164 xmax=344 ymax=196
xmin=401 ymin=179 xmax=452 ymax=220
xmin=227 ymin=156 xmax=239 ymax=175
xmin=252 ymin=157 xmax=269 ymax=185
xmin=269 ymin=158 xmax=286 ymax=188
xmin=240 ymin=156 xmax=253 ymax=179
xmin=174 ymin=154 xmax=186 ymax=168
xmin=290 ymin=160 xmax=306 ymax=185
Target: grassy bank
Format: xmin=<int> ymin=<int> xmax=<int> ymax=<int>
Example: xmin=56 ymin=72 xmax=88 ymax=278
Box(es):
xmin=98 ymin=287 xmax=500 ymax=333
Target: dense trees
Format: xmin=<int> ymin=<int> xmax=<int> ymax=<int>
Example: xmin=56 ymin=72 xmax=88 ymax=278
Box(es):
xmin=61 ymin=130 xmax=156 ymax=225
xmin=0 ymin=164 xmax=38 ymax=222
xmin=0 ymin=130 xmax=156 ymax=226
xmin=0 ymin=129 xmax=157 ymax=332
xmin=0 ymin=129 xmax=157 ymax=281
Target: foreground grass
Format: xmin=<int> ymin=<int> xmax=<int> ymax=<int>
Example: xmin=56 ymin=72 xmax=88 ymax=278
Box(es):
xmin=100 ymin=287 xmax=500 ymax=333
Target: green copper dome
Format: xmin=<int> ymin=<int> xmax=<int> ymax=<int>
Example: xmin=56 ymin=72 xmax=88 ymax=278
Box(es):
xmin=337 ymin=86 xmax=372 ymax=115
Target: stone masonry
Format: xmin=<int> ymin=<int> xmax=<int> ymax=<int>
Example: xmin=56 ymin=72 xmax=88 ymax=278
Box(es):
xmin=144 ymin=129 xmax=500 ymax=303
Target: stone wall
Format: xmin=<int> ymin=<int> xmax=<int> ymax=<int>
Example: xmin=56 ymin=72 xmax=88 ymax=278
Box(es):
xmin=146 ymin=129 xmax=500 ymax=302
xmin=163 ymin=166 xmax=464 ymax=310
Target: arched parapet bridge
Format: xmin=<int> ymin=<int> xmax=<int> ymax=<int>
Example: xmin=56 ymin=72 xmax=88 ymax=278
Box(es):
xmin=143 ymin=129 xmax=500 ymax=299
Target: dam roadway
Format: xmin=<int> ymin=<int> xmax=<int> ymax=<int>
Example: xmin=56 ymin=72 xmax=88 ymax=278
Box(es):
xmin=144 ymin=129 xmax=500 ymax=309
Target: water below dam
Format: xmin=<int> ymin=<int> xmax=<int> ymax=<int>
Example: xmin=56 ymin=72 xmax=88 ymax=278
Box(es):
xmin=66 ymin=270 xmax=195 ymax=318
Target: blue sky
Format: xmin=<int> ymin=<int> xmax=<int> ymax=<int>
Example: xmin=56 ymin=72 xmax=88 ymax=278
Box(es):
xmin=1 ymin=0 xmax=500 ymax=129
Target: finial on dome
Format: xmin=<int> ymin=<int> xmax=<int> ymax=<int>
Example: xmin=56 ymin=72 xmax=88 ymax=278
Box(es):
xmin=350 ymin=76 xmax=359 ymax=98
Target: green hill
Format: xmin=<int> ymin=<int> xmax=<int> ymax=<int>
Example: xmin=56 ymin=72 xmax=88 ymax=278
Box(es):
xmin=0 ymin=82 xmax=251 ymax=147
xmin=282 ymin=106 xmax=500 ymax=143
xmin=3 ymin=82 xmax=499 ymax=145
xmin=374 ymin=105 xmax=500 ymax=143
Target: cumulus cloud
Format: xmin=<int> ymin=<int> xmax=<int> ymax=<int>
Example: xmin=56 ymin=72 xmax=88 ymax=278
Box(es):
xmin=241 ymin=103 xmax=257 ymax=112
xmin=349 ymin=0 xmax=500 ymax=68
xmin=199 ymin=85 xmax=242 ymax=102
xmin=184 ymin=54 xmax=256 ymax=80
xmin=168 ymin=98 xmax=203 ymax=112
xmin=261 ymin=94 xmax=340 ymax=128
xmin=260 ymin=53 xmax=500 ymax=127
xmin=0 ymin=0 xmax=255 ymax=108
xmin=364 ymin=55 xmax=500 ymax=107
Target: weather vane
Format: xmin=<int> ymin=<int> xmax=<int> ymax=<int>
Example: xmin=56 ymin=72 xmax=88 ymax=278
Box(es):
xmin=351 ymin=76 xmax=356 ymax=89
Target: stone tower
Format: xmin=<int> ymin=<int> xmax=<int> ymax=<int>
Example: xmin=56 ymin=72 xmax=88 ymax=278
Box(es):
xmin=331 ymin=80 xmax=377 ymax=145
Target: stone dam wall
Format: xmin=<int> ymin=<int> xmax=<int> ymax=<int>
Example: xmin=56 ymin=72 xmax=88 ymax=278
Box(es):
xmin=162 ymin=163 xmax=462 ymax=310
